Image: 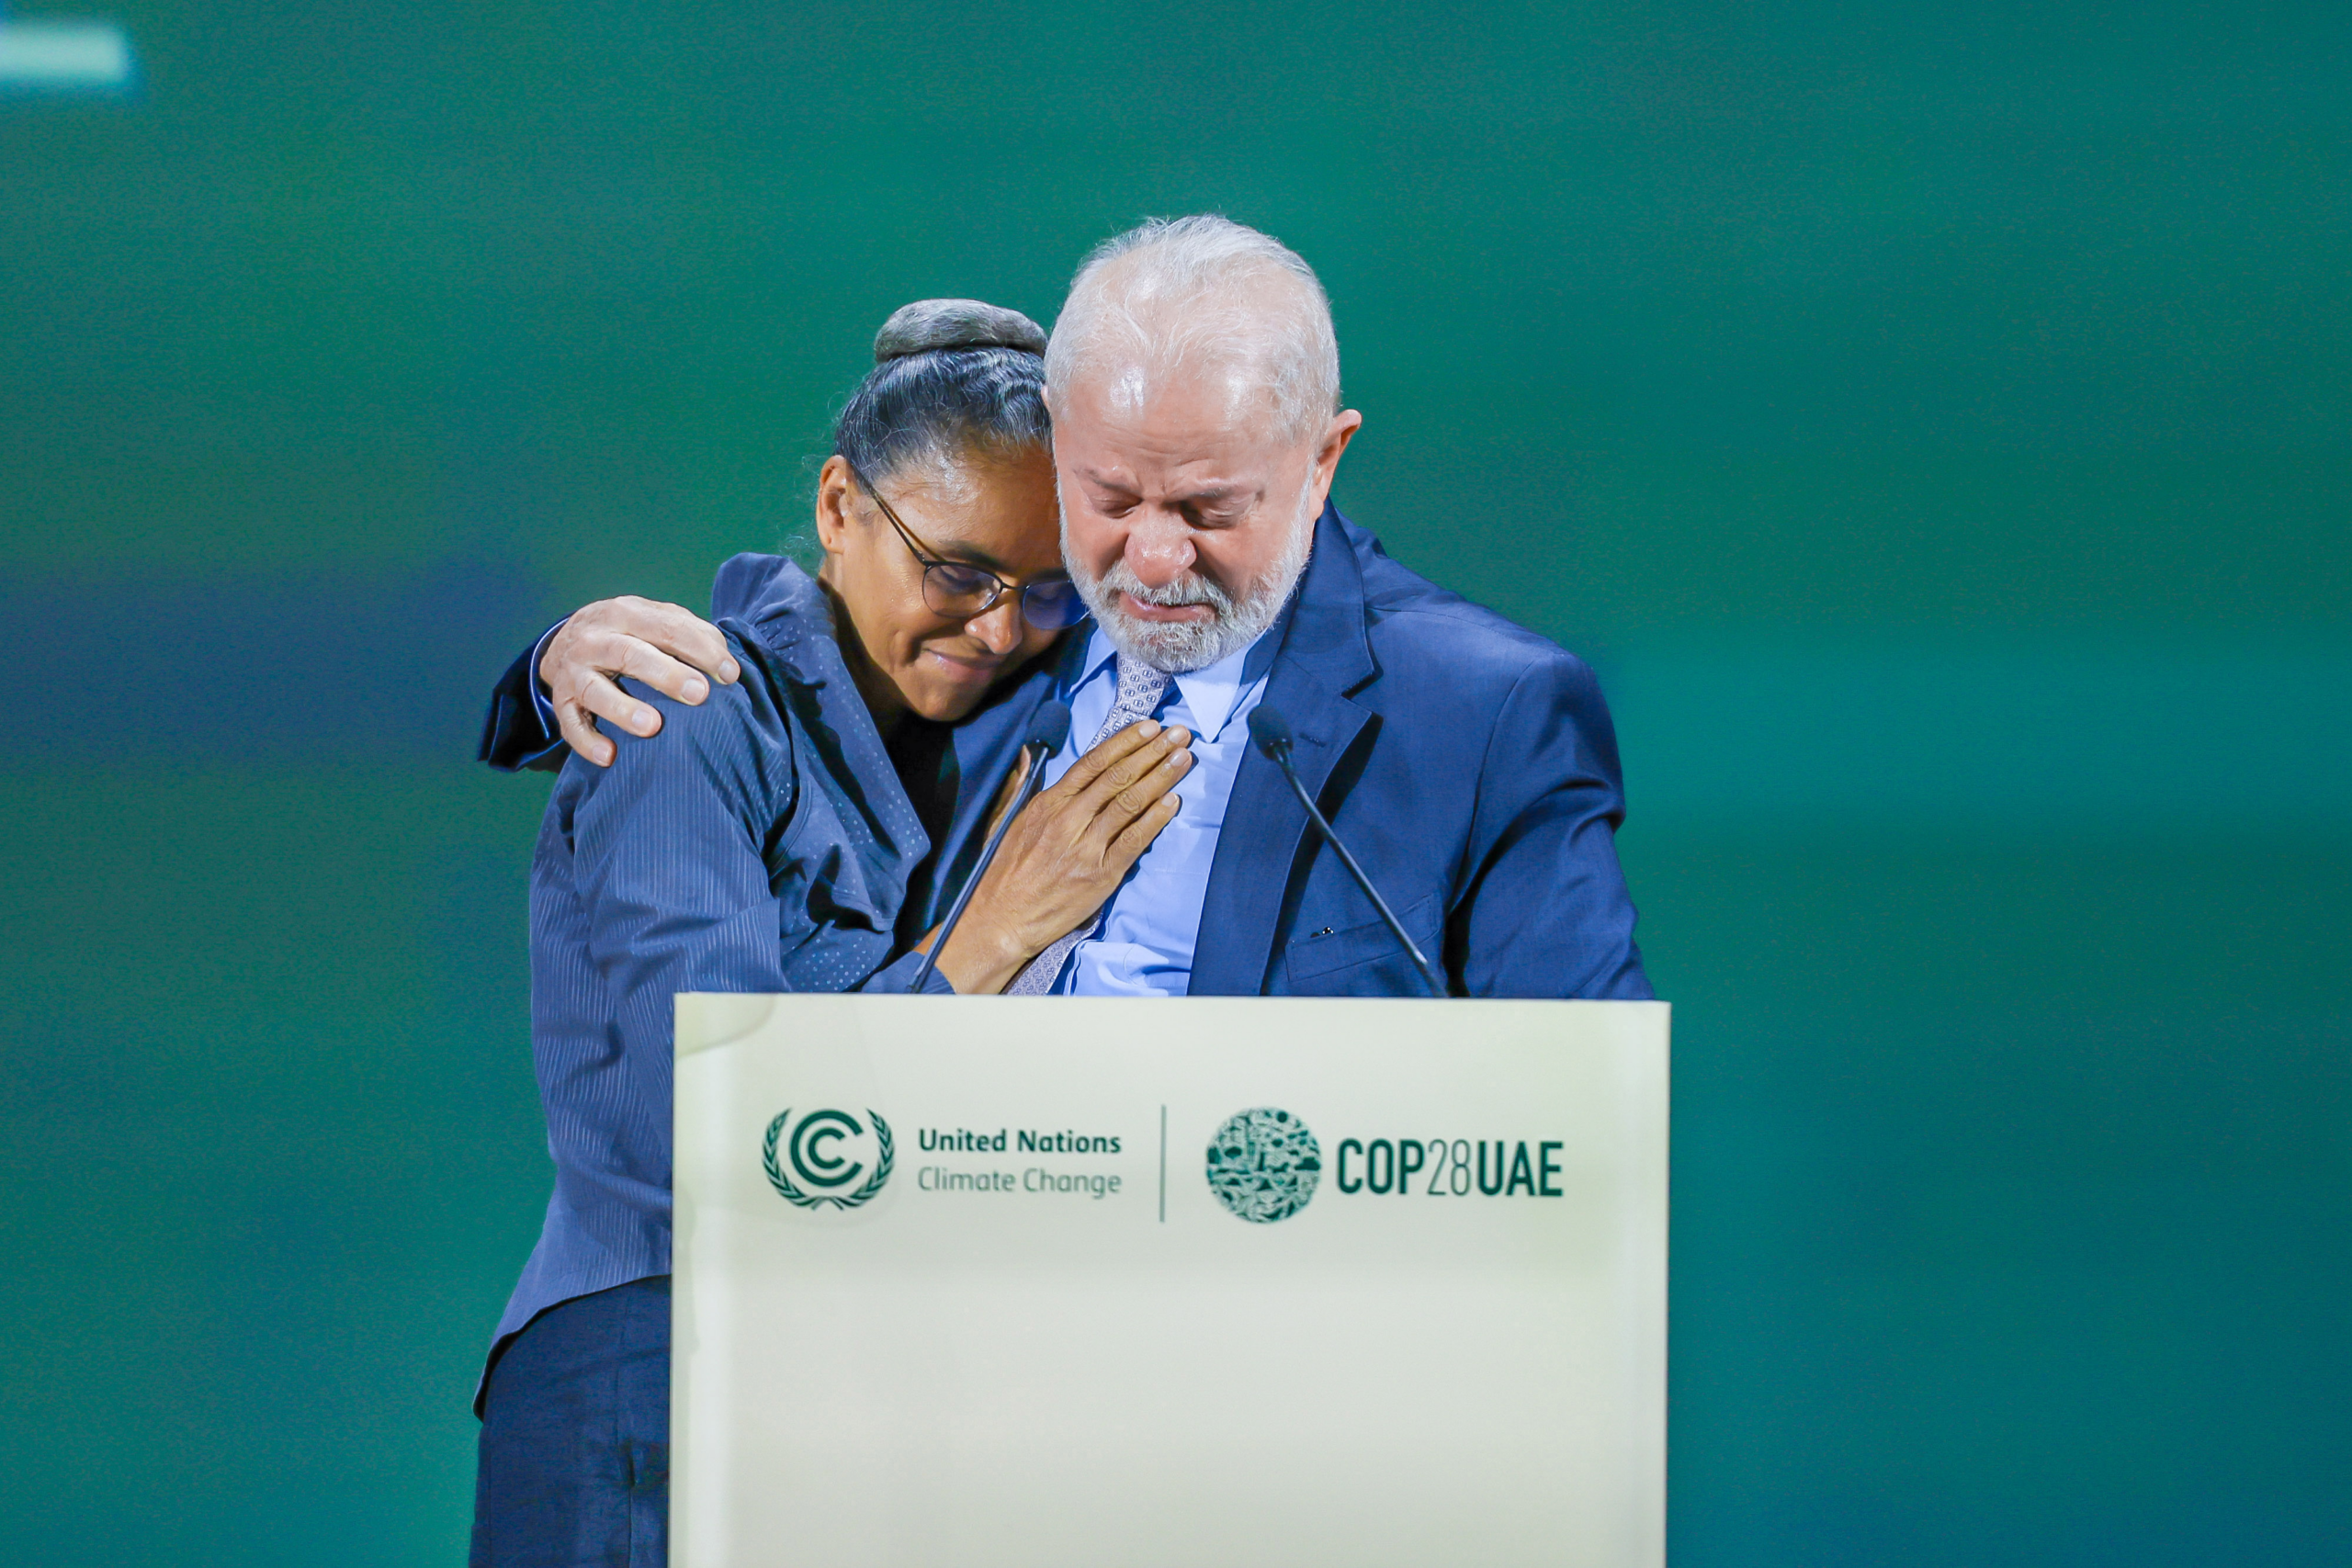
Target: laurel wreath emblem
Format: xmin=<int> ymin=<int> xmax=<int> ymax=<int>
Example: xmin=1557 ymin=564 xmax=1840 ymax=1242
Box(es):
xmin=763 ymin=1109 xmax=895 ymax=1210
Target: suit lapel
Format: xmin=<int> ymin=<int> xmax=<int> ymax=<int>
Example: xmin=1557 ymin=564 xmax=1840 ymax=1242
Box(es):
xmin=1189 ymin=507 xmax=1378 ymax=996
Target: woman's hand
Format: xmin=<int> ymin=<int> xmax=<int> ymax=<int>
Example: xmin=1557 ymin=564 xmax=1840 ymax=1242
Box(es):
xmin=932 ymin=719 xmax=1194 ymax=994
xmin=539 ymin=598 xmax=741 ymax=766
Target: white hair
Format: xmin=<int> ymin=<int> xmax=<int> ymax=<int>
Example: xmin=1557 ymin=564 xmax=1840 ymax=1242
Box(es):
xmin=1045 ymin=215 xmax=1341 ymax=446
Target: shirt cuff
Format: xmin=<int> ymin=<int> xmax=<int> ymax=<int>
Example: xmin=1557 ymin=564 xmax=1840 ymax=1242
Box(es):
xmin=526 ymin=619 xmax=565 ymax=738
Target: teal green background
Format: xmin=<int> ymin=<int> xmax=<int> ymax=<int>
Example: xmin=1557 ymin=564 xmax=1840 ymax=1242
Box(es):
xmin=4 ymin=1 xmax=2346 ymax=1560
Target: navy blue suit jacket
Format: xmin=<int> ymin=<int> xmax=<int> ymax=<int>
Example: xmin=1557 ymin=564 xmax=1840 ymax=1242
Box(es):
xmin=482 ymin=504 xmax=1650 ymax=998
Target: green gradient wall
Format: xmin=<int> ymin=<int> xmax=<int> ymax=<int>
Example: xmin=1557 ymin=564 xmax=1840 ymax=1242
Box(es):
xmin=3 ymin=2 xmax=2346 ymax=1561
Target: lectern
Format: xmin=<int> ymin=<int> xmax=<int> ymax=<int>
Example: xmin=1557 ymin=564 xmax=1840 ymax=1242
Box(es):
xmin=673 ymin=995 xmax=1668 ymax=1567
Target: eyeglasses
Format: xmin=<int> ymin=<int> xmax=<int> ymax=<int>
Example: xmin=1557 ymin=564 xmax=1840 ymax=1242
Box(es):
xmin=845 ymin=464 xmax=1090 ymax=632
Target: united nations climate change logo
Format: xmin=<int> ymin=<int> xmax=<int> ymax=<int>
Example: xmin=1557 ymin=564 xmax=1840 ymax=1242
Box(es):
xmin=1204 ymin=1108 xmax=1320 ymax=1224
xmin=762 ymin=1108 xmax=894 ymax=1210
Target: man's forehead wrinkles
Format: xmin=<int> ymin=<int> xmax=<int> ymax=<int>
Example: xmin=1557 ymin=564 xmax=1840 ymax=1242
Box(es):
xmin=1079 ymin=475 xmax=1260 ymax=508
xmin=1073 ymin=457 xmax=1260 ymax=494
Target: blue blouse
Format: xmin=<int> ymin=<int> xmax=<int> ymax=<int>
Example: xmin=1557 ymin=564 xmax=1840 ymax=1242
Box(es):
xmin=486 ymin=558 xmax=950 ymax=1391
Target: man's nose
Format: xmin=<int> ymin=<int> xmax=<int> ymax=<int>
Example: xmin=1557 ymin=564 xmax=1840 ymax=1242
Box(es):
xmin=1124 ymin=512 xmax=1198 ymax=588
xmin=967 ymin=594 xmax=1024 ymax=656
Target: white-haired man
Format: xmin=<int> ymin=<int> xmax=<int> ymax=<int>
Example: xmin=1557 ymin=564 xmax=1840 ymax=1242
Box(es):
xmin=484 ymin=216 xmax=1648 ymax=998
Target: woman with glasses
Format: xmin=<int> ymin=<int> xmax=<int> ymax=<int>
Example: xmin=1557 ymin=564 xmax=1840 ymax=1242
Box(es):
xmin=468 ymin=300 xmax=1191 ymax=1568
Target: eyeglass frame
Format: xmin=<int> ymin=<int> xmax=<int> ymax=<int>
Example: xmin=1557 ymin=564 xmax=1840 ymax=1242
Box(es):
xmin=841 ymin=460 xmax=1088 ymax=632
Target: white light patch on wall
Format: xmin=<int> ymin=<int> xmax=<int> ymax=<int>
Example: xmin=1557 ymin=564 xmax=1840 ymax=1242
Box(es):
xmin=0 ymin=20 xmax=134 ymax=90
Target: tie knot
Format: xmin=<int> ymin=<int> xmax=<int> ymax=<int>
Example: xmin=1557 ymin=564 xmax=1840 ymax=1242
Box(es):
xmin=1085 ymin=655 xmax=1171 ymax=748
xmin=1114 ymin=656 xmax=1170 ymax=715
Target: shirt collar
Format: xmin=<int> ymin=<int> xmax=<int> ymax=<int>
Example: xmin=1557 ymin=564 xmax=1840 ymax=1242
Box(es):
xmin=1065 ymin=618 xmax=1279 ymax=743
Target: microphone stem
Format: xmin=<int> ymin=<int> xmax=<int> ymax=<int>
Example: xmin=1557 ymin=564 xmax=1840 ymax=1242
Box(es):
xmin=909 ymin=741 xmax=1050 ymax=994
xmin=1272 ymin=753 xmax=1446 ymax=998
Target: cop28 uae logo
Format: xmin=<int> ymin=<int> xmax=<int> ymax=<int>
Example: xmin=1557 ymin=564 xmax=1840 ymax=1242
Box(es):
xmin=1204 ymin=1108 xmax=1320 ymax=1223
xmin=763 ymin=1108 xmax=895 ymax=1210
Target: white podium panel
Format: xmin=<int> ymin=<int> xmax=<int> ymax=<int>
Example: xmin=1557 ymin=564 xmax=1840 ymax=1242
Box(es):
xmin=673 ymin=996 xmax=1668 ymax=1568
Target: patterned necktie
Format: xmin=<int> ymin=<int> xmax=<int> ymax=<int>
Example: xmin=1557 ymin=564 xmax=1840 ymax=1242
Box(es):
xmin=1003 ymin=656 xmax=1173 ymax=995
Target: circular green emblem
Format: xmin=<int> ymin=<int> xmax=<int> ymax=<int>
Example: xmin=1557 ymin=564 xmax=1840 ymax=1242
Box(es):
xmin=1204 ymin=1108 xmax=1320 ymax=1224
xmin=763 ymin=1108 xmax=894 ymax=1210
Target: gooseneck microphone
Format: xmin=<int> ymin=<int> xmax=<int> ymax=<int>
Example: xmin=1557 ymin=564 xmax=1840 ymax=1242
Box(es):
xmin=1247 ymin=704 xmax=1445 ymax=998
xmin=908 ymin=699 xmax=1073 ymax=993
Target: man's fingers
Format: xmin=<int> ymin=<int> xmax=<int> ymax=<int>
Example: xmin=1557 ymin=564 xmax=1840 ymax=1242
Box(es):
xmin=573 ymin=597 xmax=740 ymax=685
xmin=1072 ymin=750 xmax=1189 ymax=863
xmin=549 ymin=665 xmax=667 ymax=770
xmin=1078 ymin=757 xmax=1186 ymax=835
xmin=1049 ymin=720 xmax=1163 ymax=795
xmin=554 ymin=699 xmax=617 ymax=768
xmin=1070 ymin=727 xmax=1192 ymax=819
xmin=542 ymin=599 xmax=741 ymax=715
xmin=614 ymin=598 xmax=741 ymax=687
xmin=575 ymin=671 xmax=664 ymax=739
xmin=605 ymin=636 xmax=720 ymax=706
xmin=1078 ymin=727 xmax=1185 ymax=802
xmin=1107 ymin=792 xmax=1182 ymax=861
xmin=1108 ymin=746 xmax=1193 ymax=819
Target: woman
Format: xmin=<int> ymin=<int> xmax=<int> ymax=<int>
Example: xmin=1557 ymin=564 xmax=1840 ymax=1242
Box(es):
xmin=469 ymin=300 xmax=1192 ymax=1567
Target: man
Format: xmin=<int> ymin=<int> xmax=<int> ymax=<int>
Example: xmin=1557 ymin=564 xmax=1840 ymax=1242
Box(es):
xmin=484 ymin=215 xmax=1649 ymax=998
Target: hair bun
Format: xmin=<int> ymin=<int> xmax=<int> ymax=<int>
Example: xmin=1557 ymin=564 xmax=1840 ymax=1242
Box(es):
xmin=873 ymin=299 xmax=1048 ymax=363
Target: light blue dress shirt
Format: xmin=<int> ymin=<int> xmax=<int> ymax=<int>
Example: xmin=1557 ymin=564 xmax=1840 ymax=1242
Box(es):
xmin=1037 ymin=624 xmax=1278 ymax=997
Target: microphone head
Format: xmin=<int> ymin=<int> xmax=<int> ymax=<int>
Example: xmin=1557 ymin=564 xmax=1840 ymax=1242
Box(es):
xmin=1024 ymin=698 xmax=1072 ymax=754
xmin=1247 ymin=704 xmax=1295 ymax=759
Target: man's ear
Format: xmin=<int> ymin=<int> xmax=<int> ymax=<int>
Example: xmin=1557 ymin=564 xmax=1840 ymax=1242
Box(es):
xmin=812 ymin=455 xmax=856 ymax=558
xmin=1311 ymin=410 xmax=1364 ymax=496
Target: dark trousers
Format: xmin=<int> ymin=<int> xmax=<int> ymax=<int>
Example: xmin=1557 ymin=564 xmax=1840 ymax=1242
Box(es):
xmin=471 ymin=1276 xmax=671 ymax=1568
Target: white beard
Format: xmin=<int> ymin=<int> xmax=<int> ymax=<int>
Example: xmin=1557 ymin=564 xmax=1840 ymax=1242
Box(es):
xmin=1066 ymin=488 xmax=1317 ymax=674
